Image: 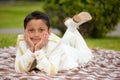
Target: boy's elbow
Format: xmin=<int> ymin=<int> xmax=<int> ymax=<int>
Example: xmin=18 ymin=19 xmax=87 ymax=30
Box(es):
xmin=15 ymin=60 xmax=29 ymax=73
xmin=15 ymin=65 xmax=26 ymax=73
xmin=36 ymin=63 xmax=58 ymax=75
xmin=15 ymin=66 xmax=29 ymax=73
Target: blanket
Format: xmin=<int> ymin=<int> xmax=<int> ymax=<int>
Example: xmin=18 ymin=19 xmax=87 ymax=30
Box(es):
xmin=0 ymin=47 xmax=120 ymax=80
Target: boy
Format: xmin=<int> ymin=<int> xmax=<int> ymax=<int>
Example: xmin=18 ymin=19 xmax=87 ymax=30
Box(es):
xmin=15 ymin=11 xmax=93 ymax=75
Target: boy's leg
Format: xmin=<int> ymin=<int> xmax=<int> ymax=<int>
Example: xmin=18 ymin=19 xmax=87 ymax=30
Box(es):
xmin=62 ymin=11 xmax=92 ymax=50
xmin=61 ymin=27 xmax=88 ymax=50
xmin=61 ymin=13 xmax=94 ymax=62
xmin=61 ymin=28 xmax=93 ymax=63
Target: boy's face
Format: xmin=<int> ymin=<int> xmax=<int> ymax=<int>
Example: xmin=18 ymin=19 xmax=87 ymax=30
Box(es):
xmin=25 ymin=19 xmax=51 ymax=45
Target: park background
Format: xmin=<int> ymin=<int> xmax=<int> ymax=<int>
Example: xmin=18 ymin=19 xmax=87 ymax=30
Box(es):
xmin=0 ymin=0 xmax=120 ymax=51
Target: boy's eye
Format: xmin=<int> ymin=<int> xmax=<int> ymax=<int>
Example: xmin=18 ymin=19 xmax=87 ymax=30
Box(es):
xmin=28 ymin=29 xmax=34 ymax=32
xmin=39 ymin=29 xmax=45 ymax=32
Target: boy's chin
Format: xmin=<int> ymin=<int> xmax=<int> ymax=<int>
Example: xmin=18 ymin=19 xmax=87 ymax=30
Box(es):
xmin=33 ymin=42 xmax=39 ymax=45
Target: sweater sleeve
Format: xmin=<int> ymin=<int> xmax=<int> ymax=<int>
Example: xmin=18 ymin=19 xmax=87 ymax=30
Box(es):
xmin=33 ymin=33 xmax=61 ymax=75
xmin=35 ymin=49 xmax=61 ymax=75
xmin=15 ymin=34 xmax=36 ymax=72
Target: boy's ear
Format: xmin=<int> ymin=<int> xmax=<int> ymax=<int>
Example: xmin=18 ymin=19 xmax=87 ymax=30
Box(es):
xmin=48 ymin=29 xmax=51 ymax=34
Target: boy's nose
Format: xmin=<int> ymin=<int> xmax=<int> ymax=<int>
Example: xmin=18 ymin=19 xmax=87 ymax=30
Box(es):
xmin=34 ymin=31 xmax=39 ymax=36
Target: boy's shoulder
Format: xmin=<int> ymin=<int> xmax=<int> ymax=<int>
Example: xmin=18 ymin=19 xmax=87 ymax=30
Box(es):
xmin=17 ymin=34 xmax=24 ymax=41
xmin=49 ymin=33 xmax=61 ymax=43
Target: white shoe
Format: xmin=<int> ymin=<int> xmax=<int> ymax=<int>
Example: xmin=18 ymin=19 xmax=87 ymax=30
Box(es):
xmin=72 ymin=12 xmax=92 ymax=26
xmin=64 ymin=12 xmax=92 ymax=29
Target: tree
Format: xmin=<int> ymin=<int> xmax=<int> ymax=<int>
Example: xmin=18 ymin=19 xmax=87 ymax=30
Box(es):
xmin=44 ymin=0 xmax=120 ymax=38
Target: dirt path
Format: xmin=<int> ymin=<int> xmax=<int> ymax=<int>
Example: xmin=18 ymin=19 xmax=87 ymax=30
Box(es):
xmin=0 ymin=23 xmax=120 ymax=36
xmin=0 ymin=28 xmax=61 ymax=35
xmin=0 ymin=28 xmax=24 ymax=34
xmin=107 ymin=24 xmax=120 ymax=36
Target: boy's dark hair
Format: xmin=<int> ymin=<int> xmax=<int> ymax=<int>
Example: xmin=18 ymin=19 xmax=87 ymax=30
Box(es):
xmin=24 ymin=11 xmax=50 ymax=29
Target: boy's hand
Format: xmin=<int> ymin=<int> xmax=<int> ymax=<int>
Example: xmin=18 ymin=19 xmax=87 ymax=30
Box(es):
xmin=35 ymin=32 xmax=49 ymax=51
xmin=24 ymin=30 xmax=34 ymax=52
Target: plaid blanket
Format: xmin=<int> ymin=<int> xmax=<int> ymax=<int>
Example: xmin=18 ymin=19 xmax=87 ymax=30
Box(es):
xmin=0 ymin=47 xmax=120 ymax=80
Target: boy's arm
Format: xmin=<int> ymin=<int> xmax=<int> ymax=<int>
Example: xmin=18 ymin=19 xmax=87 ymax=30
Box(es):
xmin=35 ymin=49 xmax=61 ymax=75
xmin=34 ymin=33 xmax=62 ymax=75
xmin=15 ymin=35 xmax=36 ymax=72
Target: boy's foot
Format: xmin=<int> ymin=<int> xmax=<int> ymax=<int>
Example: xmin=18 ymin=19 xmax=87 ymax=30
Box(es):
xmin=64 ymin=12 xmax=92 ymax=29
xmin=72 ymin=12 xmax=92 ymax=26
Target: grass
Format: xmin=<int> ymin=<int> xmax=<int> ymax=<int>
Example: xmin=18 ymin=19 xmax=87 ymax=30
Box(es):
xmin=0 ymin=34 xmax=17 ymax=48
xmin=85 ymin=37 xmax=120 ymax=51
xmin=0 ymin=34 xmax=120 ymax=51
xmin=0 ymin=1 xmax=44 ymax=29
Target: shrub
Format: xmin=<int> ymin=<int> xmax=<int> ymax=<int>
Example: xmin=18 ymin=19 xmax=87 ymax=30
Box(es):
xmin=44 ymin=0 xmax=120 ymax=38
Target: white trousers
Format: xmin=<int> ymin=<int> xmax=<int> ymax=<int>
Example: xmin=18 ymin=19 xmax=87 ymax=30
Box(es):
xmin=51 ymin=28 xmax=94 ymax=70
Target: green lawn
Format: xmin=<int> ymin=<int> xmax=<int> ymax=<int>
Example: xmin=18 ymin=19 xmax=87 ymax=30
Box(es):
xmin=0 ymin=1 xmax=44 ymax=29
xmin=85 ymin=37 xmax=120 ymax=51
xmin=0 ymin=34 xmax=120 ymax=51
xmin=0 ymin=34 xmax=17 ymax=48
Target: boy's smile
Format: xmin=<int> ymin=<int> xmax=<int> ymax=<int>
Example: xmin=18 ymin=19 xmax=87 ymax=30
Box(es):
xmin=31 ymin=38 xmax=41 ymax=45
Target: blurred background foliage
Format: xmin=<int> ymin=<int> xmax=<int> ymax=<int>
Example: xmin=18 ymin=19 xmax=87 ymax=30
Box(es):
xmin=43 ymin=0 xmax=120 ymax=38
xmin=0 ymin=0 xmax=120 ymax=38
xmin=0 ymin=0 xmax=120 ymax=51
xmin=0 ymin=1 xmax=44 ymax=28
